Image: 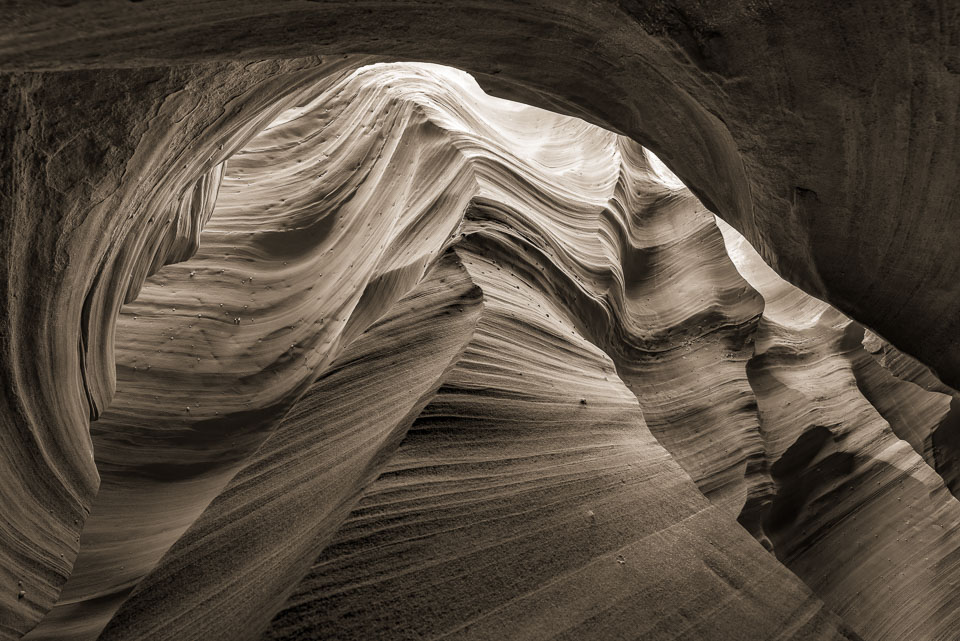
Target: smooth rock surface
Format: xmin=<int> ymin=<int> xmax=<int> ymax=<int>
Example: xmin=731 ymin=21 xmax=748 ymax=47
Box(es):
xmin=1 ymin=13 xmax=959 ymax=637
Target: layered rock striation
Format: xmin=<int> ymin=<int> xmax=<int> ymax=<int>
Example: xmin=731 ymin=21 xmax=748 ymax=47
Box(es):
xmin=1 ymin=11 xmax=959 ymax=639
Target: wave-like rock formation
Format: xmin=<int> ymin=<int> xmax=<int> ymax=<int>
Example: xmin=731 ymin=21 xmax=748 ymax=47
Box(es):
xmin=2 ymin=5 xmax=960 ymax=640
xmin=720 ymin=219 xmax=960 ymax=640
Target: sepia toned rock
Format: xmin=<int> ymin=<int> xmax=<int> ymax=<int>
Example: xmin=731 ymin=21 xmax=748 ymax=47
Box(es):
xmin=2 ymin=5 xmax=960 ymax=640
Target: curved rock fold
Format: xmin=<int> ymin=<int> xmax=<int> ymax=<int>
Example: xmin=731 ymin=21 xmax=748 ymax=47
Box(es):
xmin=1 ymin=14 xmax=959 ymax=639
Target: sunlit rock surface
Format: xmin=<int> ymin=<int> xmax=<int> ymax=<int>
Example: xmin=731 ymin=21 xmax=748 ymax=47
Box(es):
xmin=721 ymin=219 xmax=960 ymax=641
xmin=2 ymin=12 xmax=960 ymax=639
xmin=9 ymin=63 xmax=862 ymax=641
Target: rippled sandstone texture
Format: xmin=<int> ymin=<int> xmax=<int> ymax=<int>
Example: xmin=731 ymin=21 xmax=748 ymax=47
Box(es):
xmin=1 ymin=3 xmax=960 ymax=640
xmin=71 ymin=65 xmax=861 ymax=641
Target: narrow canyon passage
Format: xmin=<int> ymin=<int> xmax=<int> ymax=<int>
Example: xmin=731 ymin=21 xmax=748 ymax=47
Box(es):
xmin=6 ymin=8 xmax=960 ymax=641
xmin=7 ymin=62 xmax=957 ymax=641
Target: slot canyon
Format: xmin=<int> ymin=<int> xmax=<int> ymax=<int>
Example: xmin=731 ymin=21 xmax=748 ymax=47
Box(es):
xmin=2 ymin=2 xmax=960 ymax=640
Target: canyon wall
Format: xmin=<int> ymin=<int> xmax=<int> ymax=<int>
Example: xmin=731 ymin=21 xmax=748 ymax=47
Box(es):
xmin=1 ymin=3 xmax=959 ymax=639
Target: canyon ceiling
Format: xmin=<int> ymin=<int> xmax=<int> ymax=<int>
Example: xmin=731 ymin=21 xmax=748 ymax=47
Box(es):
xmin=1 ymin=2 xmax=960 ymax=640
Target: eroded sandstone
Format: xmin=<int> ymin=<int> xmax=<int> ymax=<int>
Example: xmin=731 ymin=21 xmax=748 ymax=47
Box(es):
xmin=1 ymin=7 xmax=959 ymax=638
